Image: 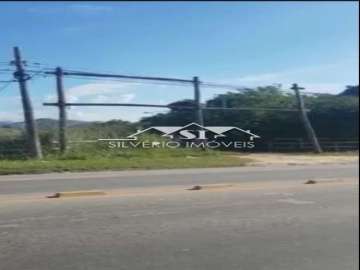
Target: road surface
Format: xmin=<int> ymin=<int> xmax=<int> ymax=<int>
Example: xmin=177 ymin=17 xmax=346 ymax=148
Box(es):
xmin=0 ymin=163 xmax=357 ymax=195
xmin=0 ymin=163 xmax=358 ymax=270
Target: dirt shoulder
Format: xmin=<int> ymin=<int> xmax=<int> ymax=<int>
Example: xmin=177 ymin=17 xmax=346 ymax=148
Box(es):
xmin=237 ymin=152 xmax=359 ymax=166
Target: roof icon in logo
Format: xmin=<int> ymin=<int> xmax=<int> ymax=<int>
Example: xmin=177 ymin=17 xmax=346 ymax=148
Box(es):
xmin=123 ymin=122 xmax=260 ymax=141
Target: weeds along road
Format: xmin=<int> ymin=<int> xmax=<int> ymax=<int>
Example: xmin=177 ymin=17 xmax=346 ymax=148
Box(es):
xmin=0 ymin=163 xmax=358 ymax=270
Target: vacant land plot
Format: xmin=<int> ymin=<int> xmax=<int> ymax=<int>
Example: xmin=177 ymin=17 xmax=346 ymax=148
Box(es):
xmin=0 ymin=150 xmax=357 ymax=175
xmin=0 ymin=152 xmax=251 ymax=175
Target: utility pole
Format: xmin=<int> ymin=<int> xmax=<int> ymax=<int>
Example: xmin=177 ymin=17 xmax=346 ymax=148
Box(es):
xmin=291 ymin=83 xmax=322 ymax=153
xmin=55 ymin=67 xmax=67 ymax=154
xmin=221 ymin=95 xmax=227 ymax=109
xmin=193 ymin=76 xmax=204 ymax=126
xmin=12 ymin=47 xmax=43 ymax=159
xmin=193 ymin=76 xmax=206 ymax=149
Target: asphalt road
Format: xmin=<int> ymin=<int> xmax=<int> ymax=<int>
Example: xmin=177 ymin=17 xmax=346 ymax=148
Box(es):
xmin=0 ymin=163 xmax=358 ymax=195
xmin=0 ymin=164 xmax=358 ymax=270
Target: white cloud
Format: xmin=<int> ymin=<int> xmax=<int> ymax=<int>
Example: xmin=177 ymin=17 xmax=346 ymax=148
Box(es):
xmin=210 ymin=63 xmax=353 ymax=94
xmin=0 ymin=111 xmax=23 ymax=122
xmin=65 ymin=107 xmax=159 ymax=122
xmin=300 ymin=83 xmax=345 ymax=93
xmin=232 ymin=65 xmax=334 ymax=84
xmin=46 ymin=82 xmax=136 ymax=103
xmin=0 ymin=95 xmax=21 ymax=102
xmin=90 ymin=93 xmax=135 ymax=103
xmin=37 ymin=82 xmax=140 ymax=122
xmin=67 ymin=82 xmax=128 ymax=99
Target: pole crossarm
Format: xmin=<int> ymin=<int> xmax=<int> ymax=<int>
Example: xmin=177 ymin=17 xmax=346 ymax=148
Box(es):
xmin=204 ymin=106 xmax=306 ymax=112
xmin=44 ymin=70 xmax=193 ymax=83
xmin=43 ymin=102 xmax=192 ymax=109
xmin=43 ymin=102 xmax=304 ymax=112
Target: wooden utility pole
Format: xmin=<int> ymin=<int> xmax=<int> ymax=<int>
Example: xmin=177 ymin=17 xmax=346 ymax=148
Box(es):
xmin=55 ymin=67 xmax=67 ymax=154
xmin=13 ymin=47 xmax=43 ymax=159
xmin=221 ymin=95 xmax=227 ymax=109
xmin=193 ymin=76 xmax=204 ymax=126
xmin=291 ymin=83 xmax=322 ymax=153
xmin=193 ymin=76 xmax=206 ymax=149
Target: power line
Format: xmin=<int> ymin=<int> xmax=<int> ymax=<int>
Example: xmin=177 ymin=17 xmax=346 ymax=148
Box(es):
xmin=23 ymin=66 xmax=337 ymax=96
xmin=0 ymin=79 xmax=15 ymax=83
xmin=301 ymin=91 xmax=337 ymax=95
xmin=51 ymin=69 xmax=194 ymax=83
xmin=0 ymin=80 xmax=14 ymax=93
xmin=62 ymin=75 xmax=193 ymax=87
xmin=200 ymin=82 xmax=248 ymax=91
xmin=39 ymin=68 xmax=194 ymax=87
xmin=26 ymin=66 xmax=346 ymax=96
xmin=3 ymin=62 xmax=354 ymax=96
xmin=16 ymin=63 xmax=141 ymax=78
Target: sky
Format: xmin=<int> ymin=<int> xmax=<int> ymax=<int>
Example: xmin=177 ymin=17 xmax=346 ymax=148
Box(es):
xmin=0 ymin=1 xmax=358 ymax=122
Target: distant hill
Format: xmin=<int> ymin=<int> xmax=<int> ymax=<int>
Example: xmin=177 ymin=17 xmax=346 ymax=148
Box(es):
xmin=0 ymin=118 xmax=92 ymax=129
xmin=0 ymin=121 xmax=13 ymax=127
xmin=0 ymin=118 xmax=137 ymax=141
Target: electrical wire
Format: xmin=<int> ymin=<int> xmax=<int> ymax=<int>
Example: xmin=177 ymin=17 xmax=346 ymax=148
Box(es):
xmin=0 ymin=79 xmax=15 ymax=83
xmin=0 ymin=69 xmax=12 ymax=72
xmin=8 ymin=63 xmax=348 ymax=97
xmin=62 ymin=74 xmax=194 ymax=87
xmin=0 ymin=80 xmax=13 ymax=93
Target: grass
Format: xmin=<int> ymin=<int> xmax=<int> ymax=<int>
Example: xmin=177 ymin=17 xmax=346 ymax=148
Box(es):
xmin=0 ymin=145 xmax=252 ymax=175
xmin=2 ymin=134 xmax=355 ymax=175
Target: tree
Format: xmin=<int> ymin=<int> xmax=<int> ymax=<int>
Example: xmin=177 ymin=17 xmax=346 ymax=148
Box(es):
xmin=140 ymin=86 xmax=359 ymax=144
xmin=339 ymin=85 xmax=359 ymax=96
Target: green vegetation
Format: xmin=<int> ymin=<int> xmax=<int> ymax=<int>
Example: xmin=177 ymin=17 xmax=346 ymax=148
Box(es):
xmin=339 ymin=85 xmax=359 ymax=96
xmin=0 ymin=119 xmax=137 ymax=159
xmin=141 ymin=86 xmax=359 ymax=142
xmin=0 ymin=85 xmax=357 ymax=174
xmin=0 ymin=146 xmax=251 ymax=175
